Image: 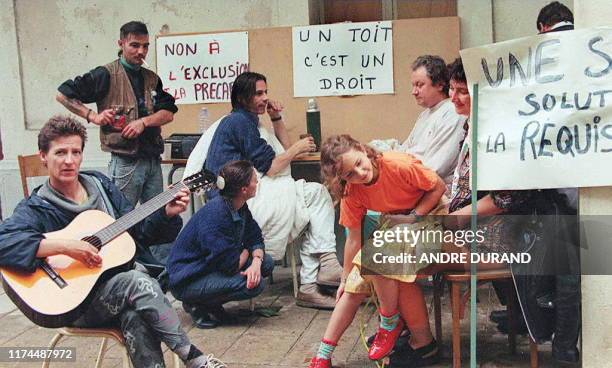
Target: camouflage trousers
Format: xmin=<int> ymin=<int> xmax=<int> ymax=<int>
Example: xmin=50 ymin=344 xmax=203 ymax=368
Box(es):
xmin=73 ymin=270 xmax=190 ymax=368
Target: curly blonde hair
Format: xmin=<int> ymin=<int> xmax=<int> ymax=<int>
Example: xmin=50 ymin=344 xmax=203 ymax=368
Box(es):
xmin=320 ymin=134 xmax=381 ymax=203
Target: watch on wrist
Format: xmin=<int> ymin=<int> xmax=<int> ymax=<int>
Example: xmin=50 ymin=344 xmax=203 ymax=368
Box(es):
xmin=86 ymin=109 xmax=93 ymax=123
xmin=270 ymin=115 xmax=282 ymax=122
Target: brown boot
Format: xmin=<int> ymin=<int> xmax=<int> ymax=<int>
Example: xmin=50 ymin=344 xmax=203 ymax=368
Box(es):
xmin=316 ymin=252 xmax=342 ymax=287
xmin=296 ymin=283 xmax=336 ymax=310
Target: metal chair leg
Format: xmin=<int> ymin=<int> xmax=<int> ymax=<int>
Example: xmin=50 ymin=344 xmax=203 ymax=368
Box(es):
xmin=173 ymin=352 xmax=182 ymax=368
xmin=289 ymin=242 xmax=299 ymax=298
xmin=41 ymin=333 xmax=64 ymax=368
xmin=95 ymin=337 xmax=109 ymax=368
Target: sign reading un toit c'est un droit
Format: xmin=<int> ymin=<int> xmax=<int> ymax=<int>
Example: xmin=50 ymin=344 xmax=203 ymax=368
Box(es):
xmin=461 ymin=27 xmax=612 ymax=190
xmin=292 ymin=21 xmax=394 ymax=97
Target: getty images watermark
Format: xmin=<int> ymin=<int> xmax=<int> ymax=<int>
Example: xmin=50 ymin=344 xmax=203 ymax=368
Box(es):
xmin=369 ymin=226 xmax=532 ymax=265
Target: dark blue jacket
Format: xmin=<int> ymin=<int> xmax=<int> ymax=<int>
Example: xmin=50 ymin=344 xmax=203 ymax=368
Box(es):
xmin=0 ymin=171 xmax=182 ymax=273
xmin=167 ymin=195 xmax=264 ymax=289
xmin=205 ymin=108 xmax=276 ymax=176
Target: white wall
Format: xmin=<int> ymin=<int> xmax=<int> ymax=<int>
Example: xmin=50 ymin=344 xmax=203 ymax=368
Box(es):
xmin=0 ymin=0 xmax=310 ymax=219
xmin=458 ymin=0 xmax=573 ymax=48
xmin=492 ymin=0 xmax=573 ymax=42
xmin=573 ymin=1 xmax=612 ymax=365
xmin=457 ymin=0 xmax=493 ymax=48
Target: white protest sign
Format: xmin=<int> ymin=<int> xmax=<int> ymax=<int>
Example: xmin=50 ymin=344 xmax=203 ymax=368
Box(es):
xmin=460 ymin=27 xmax=612 ymax=190
xmin=292 ymin=21 xmax=394 ymax=97
xmin=156 ymin=32 xmax=249 ymax=104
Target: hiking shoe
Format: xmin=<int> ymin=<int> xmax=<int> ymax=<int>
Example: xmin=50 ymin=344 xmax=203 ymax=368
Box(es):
xmin=296 ymin=283 xmax=336 ymax=310
xmin=316 ymin=252 xmax=342 ymax=287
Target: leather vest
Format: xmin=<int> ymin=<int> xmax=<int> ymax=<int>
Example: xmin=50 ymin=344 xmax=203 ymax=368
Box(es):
xmin=97 ymin=59 xmax=159 ymax=156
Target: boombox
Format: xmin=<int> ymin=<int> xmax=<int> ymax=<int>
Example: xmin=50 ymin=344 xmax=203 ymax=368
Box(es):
xmin=164 ymin=134 xmax=202 ymax=159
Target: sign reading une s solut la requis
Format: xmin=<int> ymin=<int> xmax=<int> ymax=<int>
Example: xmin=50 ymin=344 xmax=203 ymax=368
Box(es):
xmin=156 ymin=32 xmax=249 ymax=104
xmin=292 ymin=21 xmax=394 ymax=97
xmin=460 ymin=27 xmax=612 ymax=190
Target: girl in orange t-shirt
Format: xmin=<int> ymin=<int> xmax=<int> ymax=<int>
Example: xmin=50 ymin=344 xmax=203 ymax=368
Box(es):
xmin=307 ymin=134 xmax=446 ymax=368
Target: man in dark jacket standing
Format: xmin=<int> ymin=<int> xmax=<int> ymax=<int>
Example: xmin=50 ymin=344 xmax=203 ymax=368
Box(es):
xmin=500 ymin=3 xmax=580 ymax=366
xmin=535 ymin=2 xmax=581 ymax=365
xmin=0 ymin=115 xmax=224 ymax=368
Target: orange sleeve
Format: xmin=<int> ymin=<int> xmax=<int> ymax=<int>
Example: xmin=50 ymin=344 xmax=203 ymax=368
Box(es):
xmin=401 ymin=160 xmax=439 ymax=192
xmin=339 ymin=194 xmax=366 ymax=229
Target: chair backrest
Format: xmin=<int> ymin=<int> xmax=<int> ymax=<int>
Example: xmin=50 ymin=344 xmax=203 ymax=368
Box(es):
xmin=17 ymin=154 xmax=47 ymax=198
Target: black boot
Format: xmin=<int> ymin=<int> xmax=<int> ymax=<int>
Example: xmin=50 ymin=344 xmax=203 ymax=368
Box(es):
xmin=552 ymin=275 xmax=581 ymax=364
xmin=183 ymin=302 xmax=219 ymax=329
xmin=489 ymin=309 xmax=507 ymax=324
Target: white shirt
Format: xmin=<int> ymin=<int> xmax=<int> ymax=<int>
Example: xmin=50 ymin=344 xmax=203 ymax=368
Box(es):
xmin=400 ymin=98 xmax=466 ymax=185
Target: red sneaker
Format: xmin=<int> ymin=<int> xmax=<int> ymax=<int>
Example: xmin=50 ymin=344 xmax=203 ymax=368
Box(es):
xmin=308 ymin=356 xmax=332 ymax=368
xmin=368 ymin=319 xmax=405 ymax=360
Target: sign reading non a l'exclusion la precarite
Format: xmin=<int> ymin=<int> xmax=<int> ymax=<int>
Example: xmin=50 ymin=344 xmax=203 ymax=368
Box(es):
xmin=156 ymin=32 xmax=249 ymax=104
xmin=461 ymin=27 xmax=612 ymax=190
xmin=292 ymin=21 xmax=394 ymax=97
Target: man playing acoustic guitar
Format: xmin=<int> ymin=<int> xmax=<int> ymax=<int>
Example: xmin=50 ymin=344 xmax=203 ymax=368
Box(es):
xmin=0 ymin=115 xmax=225 ymax=368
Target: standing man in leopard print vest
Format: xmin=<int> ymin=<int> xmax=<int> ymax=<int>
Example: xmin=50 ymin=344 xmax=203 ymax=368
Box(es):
xmin=56 ymin=21 xmax=177 ymax=208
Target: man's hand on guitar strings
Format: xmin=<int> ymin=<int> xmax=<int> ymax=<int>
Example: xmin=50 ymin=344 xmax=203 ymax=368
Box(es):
xmin=63 ymin=239 xmax=102 ymax=268
xmin=165 ymin=188 xmax=191 ymax=217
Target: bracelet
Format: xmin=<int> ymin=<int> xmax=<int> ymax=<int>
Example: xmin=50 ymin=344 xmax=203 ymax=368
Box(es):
xmin=270 ymin=115 xmax=282 ymax=122
xmin=253 ymin=254 xmax=263 ymax=261
xmin=85 ymin=109 xmax=93 ymax=123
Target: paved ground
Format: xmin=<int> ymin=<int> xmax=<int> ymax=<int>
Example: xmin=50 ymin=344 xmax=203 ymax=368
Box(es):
xmin=0 ymin=266 xmax=576 ymax=368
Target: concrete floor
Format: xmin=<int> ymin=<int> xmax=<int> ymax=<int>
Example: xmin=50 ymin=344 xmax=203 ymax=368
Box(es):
xmin=0 ymin=266 xmax=578 ymax=368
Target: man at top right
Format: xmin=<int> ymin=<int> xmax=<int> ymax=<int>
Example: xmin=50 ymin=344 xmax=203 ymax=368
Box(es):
xmin=400 ymin=55 xmax=465 ymax=188
xmin=537 ymin=0 xmax=574 ymax=33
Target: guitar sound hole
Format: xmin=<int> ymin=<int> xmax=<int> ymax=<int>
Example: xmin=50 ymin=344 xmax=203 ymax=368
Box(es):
xmin=82 ymin=235 xmax=102 ymax=249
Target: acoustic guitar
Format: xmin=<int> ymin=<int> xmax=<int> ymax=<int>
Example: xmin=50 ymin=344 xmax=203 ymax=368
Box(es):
xmin=0 ymin=170 xmax=216 ymax=328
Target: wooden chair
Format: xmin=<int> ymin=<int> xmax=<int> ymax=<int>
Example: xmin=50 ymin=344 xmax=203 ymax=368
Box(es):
xmin=17 ymin=154 xmax=47 ymax=197
xmin=432 ymin=269 xmax=539 ymax=368
xmin=42 ymin=327 xmax=181 ymax=368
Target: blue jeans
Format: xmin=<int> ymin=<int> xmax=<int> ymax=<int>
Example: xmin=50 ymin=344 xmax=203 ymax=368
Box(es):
xmin=109 ymin=154 xmax=169 ymax=265
xmin=108 ymin=154 xmax=163 ymax=207
xmin=172 ymin=254 xmax=275 ymax=307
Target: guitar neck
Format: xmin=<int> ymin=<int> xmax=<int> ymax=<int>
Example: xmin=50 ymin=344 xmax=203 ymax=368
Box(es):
xmin=93 ymin=183 xmax=186 ymax=247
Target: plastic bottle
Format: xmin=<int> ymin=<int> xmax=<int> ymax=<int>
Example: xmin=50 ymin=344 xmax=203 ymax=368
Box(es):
xmin=306 ymin=98 xmax=321 ymax=151
xmin=198 ymin=107 xmax=211 ymax=133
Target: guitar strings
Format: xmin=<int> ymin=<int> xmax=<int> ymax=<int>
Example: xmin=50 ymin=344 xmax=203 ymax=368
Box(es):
xmin=93 ymin=184 xmax=185 ymax=246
